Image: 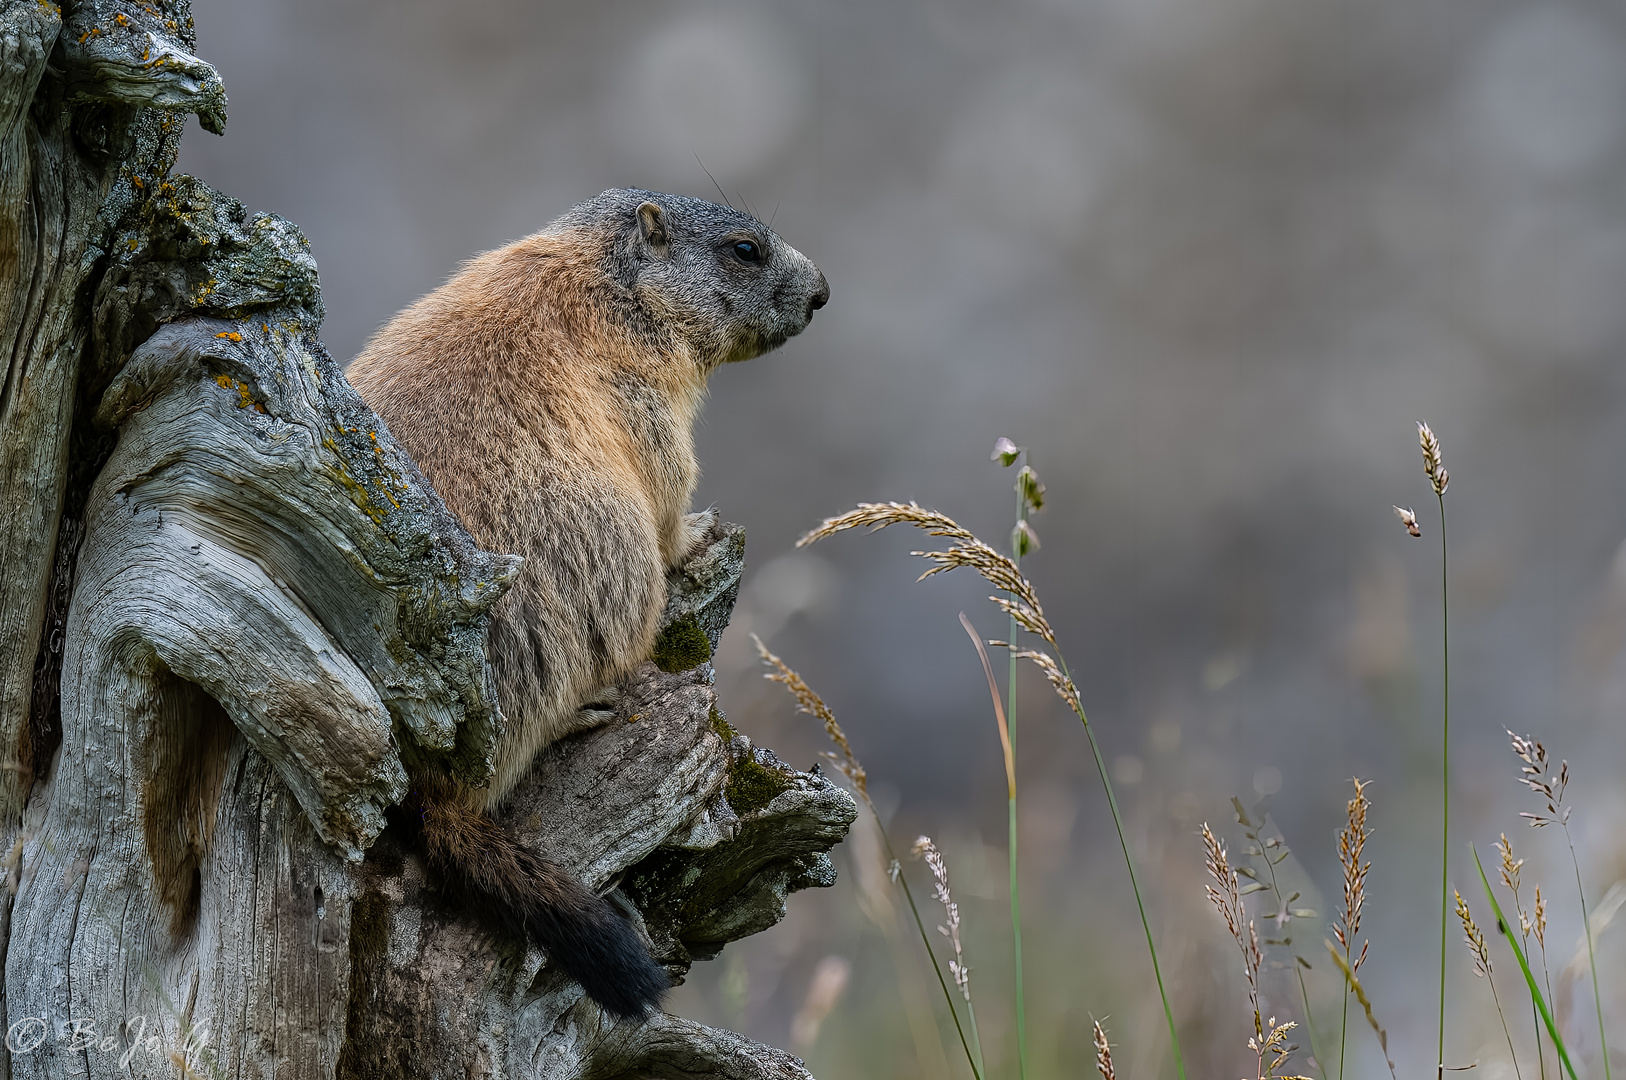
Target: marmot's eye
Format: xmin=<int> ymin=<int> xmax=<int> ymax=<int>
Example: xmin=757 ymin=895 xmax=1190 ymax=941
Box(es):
xmin=733 ymin=240 xmax=760 ymax=263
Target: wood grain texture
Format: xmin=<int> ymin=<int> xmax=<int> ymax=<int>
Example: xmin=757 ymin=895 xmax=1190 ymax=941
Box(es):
xmin=0 ymin=0 xmax=223 ymax=827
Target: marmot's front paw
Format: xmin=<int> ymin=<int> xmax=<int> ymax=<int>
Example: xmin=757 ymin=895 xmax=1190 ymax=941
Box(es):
xmin=675 ymin=508 xmax=718 ymax=567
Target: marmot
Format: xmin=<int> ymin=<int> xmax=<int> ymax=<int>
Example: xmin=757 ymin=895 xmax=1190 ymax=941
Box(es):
xmin=347 ymin=189 xmax=828 ymax=1019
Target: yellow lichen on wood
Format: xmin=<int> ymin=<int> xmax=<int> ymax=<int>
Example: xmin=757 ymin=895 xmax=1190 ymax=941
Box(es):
xmin=213 ymin=374 xmax=264 ymax=414
xmin=373 ymin=476 xmax=401 ymax=509
xmin=320 ymin=438 xmax=390 ymax=525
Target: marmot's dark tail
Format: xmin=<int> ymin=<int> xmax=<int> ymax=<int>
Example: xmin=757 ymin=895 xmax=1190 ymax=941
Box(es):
xmin=405 ymin=781 xmax=669 ymax=1020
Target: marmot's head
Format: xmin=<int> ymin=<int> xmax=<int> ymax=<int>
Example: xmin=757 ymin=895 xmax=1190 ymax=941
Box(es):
xmin=557 ymin=189 xmax=828 ymax=369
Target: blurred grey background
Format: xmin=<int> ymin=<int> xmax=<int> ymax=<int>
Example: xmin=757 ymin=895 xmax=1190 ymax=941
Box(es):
xmin=178 ymin=1 xmax=1626 ymax=1076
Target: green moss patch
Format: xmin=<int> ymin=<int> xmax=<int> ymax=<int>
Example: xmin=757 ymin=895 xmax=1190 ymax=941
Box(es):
xmin=650 ymin=613 xmax=711 ymax=673
xmin=725 ymin=755 xmax=791 ymax=816
xmin=708 ymin=705 xmax=737 ymax=742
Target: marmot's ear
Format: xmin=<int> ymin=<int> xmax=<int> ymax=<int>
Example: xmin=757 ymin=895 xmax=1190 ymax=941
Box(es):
xmin=637 ymin=201 xmax=670 ymax=254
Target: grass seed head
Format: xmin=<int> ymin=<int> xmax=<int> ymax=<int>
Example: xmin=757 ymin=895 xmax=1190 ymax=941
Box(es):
xmin=754 ymin=636 xmax=868 ymax=802
xmin=1325 ymin=940 xmax=1399 ymax=1080
xmin=1016 ymin=464 xmax=1045 ymax=511
xmin=1335 ymin=779 xmax=1371 ymax=960
xmin=1012 ymin=518 xmax=1040 ymax=556
xmin=1455 ymin=889 xmax=1491 ymax=977
xmin=1495 ymin=833 xmax=1523 ymax=896
xmin=1093 ymin=1020 xmax=1117 ymax=1080
xmin=797 ymin=502 xmax=1053 ymax=645
xmin=912 ymin=835 xmax=972 ymax=1002
xmin=1203 ymin=822 xmax=1263 ymax=1017
xmin=1249 ymin=1017 xmax=1313 ymax=1080
xmin=1417 ymin=421 xmax=1449 ymax=496
xmin=1508 ymin=729 xmax=1570 ymax=826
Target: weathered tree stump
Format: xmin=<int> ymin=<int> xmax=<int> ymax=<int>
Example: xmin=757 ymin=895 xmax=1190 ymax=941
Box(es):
xmin=0 ymin=3 xmax=853 ymax=1075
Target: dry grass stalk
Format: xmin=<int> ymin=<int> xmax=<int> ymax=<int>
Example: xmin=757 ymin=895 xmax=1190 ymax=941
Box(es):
xmin=797 ymin=502 xmax=1053 ymax=647
xmin=959 ymin=614 xmax=1015 ymax=798
xmin=1093 ymin=1020 xmax=1117 ymax=1080
xmin=998 ymin=644 xmax=1087 ymax=720
xmin=1496 ymin=832 xmax=1549 ymax=1078
xmin=912 ymin=836 xmax=972 ymax=1003
xmin=754 ymin=639 xmax=986 ymax=1079
xmin=1534 ymin=886 xmax=1546 ymax=950
xmin=1508 ymin=730 xmax=1570 ymax=827
xmin=1333 ymin=779 xmax=1374 ymax=1080
xmin=1417 ymin=421 xmax=1449 ymax=496
xmin=1325 ymin=942 xmax=1398 ymax=1080
xmin=1334 ymin=779 xmax=1371 ymax=970
xmin=752 ymin=635 xmax=868 ymax=803
xmin=1457 ymin=889 xmax=1525 ymax=1079
xmin=1497 ymin=833 xmax=1523 ymax=895
xmin=168 ymin=1052 xmax=209 ymax=1080
xmin=1203 ymin=822 xmax=1263 ymax=1032
xmin=1496 ymin=832 xmax=1541 ymax=947
xmin=1507 ymin=729 xmax=1608 ymax=1080
xmin=1456 ymin=890 xmax=1491 ymax=977
xmin=1249 ymin=1017 xmax=1313 ymax=1080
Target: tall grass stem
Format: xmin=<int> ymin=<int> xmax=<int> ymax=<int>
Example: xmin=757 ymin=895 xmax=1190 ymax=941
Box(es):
xmin=1437 ymin=492 xmax=1450 ymax=1080
xmin=1055 ymin=651 xmax=1187 ymax=1080
xmin=1008 ymin=476 xmax=1030 ymax=1080
xmin=1562 ymin=826 xmax=1610 ymax=1080
xmin=1491 ymin=977 xmax=1521 ymax=1080
xmin=1339 ymin=977 xmax=1350 ymax=1080
xmin=957 ymin=616 xmax=1012 ymax=1080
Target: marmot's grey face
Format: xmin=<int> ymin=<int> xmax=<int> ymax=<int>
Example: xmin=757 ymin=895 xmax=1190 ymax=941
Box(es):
xmin=579 ymin=189 xmax=828 ymax=368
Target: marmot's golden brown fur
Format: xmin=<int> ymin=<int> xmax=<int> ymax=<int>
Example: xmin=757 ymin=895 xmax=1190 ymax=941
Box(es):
xmin=348 ymin=189 xmax=827 ymax=1019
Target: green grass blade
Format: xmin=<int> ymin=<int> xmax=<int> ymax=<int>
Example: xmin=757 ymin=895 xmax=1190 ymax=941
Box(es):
xmin=1473 ymin=845 xmax=1578 ymax=1080
xmin=1056 ymin=652 xmax=1187 ymax=1080
xmin=1438 ymin=494 xmax=1450 ymax=1080
xmin=1565 ymin=827 xmax=1612 ymax=1080
xmin=1010 ymin=479 xmax=1031 ymax=1080
xmin=960 ymin=611 xmax=1020 ymax=1080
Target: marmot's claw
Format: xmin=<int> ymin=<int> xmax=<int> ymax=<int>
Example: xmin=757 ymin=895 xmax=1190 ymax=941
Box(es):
xmin=677 ymin=508 xmax=718 ymax=566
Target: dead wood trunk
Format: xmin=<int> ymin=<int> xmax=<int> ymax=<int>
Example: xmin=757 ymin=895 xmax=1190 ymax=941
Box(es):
xmin=0 ymin=5 xmax=853 ymax=1076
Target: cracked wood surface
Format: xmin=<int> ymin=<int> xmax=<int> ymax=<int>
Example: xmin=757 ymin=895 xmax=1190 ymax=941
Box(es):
xmin=1 ymin=0 xmax=222 ymax=828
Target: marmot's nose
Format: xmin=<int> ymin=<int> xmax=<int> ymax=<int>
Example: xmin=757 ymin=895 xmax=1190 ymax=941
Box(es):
xmin=808 ymin=272 xmax=830 ymax=315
